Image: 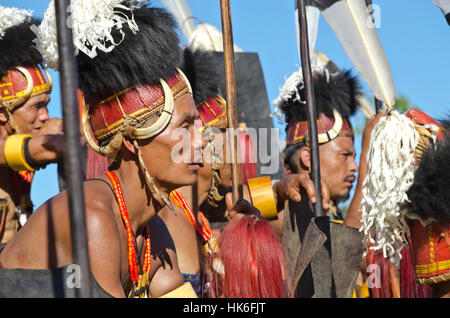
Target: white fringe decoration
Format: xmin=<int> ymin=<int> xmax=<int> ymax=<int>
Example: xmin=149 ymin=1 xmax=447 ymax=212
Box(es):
xmin=32 ymin=0 xmax=147 ymax=71
xmin=0 ymin=5 xmax=32 ymax=39
xmin=360 ymin=110 xmax=419 ymax=268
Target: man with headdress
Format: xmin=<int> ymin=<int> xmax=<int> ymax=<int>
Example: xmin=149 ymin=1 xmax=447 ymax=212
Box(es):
xmin=277 ymin=65 xmax=361 ymax=216
xmin=274 ymin=54 xmax=378 ymax=297
xmin=157 ymin=47 xmax=323 ymax=297
xmin=0 ymin=5 xmax=63 ymax=247
xmin=349 ymin=107 xmax=447 ymax=298
xmin=155 ymin=47 xmax=232 ymax=298
xmin=0 ymin=1 xmax=216 ymax=298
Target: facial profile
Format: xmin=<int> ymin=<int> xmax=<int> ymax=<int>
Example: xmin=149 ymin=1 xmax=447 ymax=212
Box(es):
xmin=140 ymin=92 xmax=203 ymax=191
xmin=318 ymin=136 xmax=358 ymax=201
xmin=9 ymin=92 xmax=50 ymax=136
xmin=299 ymin=136 xmax=358 ymax=202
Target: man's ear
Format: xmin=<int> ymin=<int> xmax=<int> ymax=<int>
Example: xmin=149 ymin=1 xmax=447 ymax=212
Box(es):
xmin=0 ymin=109 xmax=8 ymax=125
xmin=299 ymin=146 xmax=311 ymax=171
xmin=283 ymin=163 xmax=292 ymax=175
xmin=122 ymin=137 xmax=137 ymax=155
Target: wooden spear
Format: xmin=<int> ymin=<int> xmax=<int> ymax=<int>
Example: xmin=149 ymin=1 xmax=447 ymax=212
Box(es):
xmin=219 ymin=0 xmax=242 ymax=204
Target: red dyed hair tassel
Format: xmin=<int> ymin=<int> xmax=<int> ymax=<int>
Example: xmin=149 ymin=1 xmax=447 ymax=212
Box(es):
xmin=86 ymin=146 xmax=109 ymax=180
xmin=369 ymin=251 xmax=393 ymax=298
xmin=400 ymin=244 xmax=433 ymax=298
xmin=209 ymin=215 xmax=291 ymax=298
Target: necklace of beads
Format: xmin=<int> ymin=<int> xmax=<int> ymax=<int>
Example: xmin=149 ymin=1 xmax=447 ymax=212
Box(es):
xmin=170 ymin=190 xmax=218 ymax=256
xmin=105 ymin=171 xmax=151 ymax=296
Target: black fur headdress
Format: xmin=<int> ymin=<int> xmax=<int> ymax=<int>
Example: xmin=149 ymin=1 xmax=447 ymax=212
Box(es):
xmin=77 ymin=6 xmax=182 ymax=98
xmin=406 ymin=132 xmax=450 ymax=223
xmin=182 ymin=47 xmax=220 ymax=105
xmin=438 ymin=114 xmax=450 ymax=132
xmin=279 ymin=70 xmax=361 ymax=129
xmin=0 ymin=18 xmax=42 ymax=76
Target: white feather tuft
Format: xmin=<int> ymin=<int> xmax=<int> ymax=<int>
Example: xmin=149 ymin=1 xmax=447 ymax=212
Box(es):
xmin=0 ymin=5 xmax=33 ymax=39
xmin=187 ymin=23 xmax=242 ymax=53
xmin=161 ymin=0 xmax=195 ymax=39
xmin=360 ymin=110 xmax=419 ymax=268
xmin=32 ymin=0 xmax=147 ymax=71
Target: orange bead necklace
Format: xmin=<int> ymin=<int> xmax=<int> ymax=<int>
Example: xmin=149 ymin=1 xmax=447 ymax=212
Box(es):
xmin=170 ymin=190 xmax=213 ymax=242
xmin=105 ymin=171 xmax=151 ymax=295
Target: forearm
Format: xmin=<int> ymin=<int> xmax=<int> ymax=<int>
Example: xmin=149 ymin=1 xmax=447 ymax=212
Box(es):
xmin=0 ymin=134 xmax=63 ymax=169
xmin=344 ymin=148 xmax=369 ymax=228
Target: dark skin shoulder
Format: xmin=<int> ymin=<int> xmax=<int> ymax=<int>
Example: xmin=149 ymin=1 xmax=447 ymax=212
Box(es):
xmin=0 ymin=179 xmax=127 ymax=297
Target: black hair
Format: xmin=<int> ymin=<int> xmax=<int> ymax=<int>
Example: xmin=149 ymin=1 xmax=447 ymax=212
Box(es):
xmin=283 ymin=142 xmax=305 ymax=174
xmin=279 ymin=70 xmax=361 ymax=130
xmin=182 ymin=47 xmax=220 ymax=105
xmin=0 ymin=18 xmax=43 ymax=75
xmin=406 ymin=132 xmax=450 ymax=223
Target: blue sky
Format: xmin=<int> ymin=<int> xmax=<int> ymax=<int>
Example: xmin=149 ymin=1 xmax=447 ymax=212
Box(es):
xmin=2 ymin=0 xmax=449 ymax=209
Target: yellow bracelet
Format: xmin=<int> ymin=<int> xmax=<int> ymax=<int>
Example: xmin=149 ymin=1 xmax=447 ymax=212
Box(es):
xmin=4 ymin=134 xmax=35 ymax=172
xmin=247 ymin=176 xmax=278 ymax=220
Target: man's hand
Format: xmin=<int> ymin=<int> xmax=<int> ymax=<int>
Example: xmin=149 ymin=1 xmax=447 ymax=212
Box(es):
xmin=274 ymin=173 xmax=331 ymax=211
xmin=224 ymin=192 xmax=261 ymax=224
xmin=28 ymin=134 xmax=64 ymax=167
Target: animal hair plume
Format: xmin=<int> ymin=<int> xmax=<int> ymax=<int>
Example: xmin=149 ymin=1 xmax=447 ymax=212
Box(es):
xmin=0 ymin=18 xmax=42 ymax=75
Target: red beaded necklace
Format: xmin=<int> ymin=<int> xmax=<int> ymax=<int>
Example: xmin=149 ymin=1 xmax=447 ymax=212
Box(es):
xmin=105 ymin=171 xmax=151 ymax=295
xmin=170 ymin=190 xmax=213 ymax=242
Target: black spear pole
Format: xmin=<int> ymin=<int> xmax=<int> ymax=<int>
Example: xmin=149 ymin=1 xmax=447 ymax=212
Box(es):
xmin=55 ymin=0 xmax=92 ymax=298
xmin=296 ymin=2 xmax=334 ymax=297
xmin=296 ymin=0 xmax=324 ymax=218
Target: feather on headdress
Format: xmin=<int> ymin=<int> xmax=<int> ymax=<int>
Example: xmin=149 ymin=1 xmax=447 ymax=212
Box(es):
xmin=0 ymin=6 xmax=42 ymax=75
xmin=278 ymin=69 xmax=360 ymax=129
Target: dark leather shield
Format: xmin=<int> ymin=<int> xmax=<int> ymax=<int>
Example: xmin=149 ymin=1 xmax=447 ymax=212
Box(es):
xmin=282 ymin=196 xmax=364 ymax=298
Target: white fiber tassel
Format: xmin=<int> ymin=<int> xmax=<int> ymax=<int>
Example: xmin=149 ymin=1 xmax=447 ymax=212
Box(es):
xmin=360 ymin=110 xmax=419 ymax=268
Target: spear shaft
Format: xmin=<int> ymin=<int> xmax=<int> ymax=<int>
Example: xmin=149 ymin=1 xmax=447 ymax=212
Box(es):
xmin=296 ymin=0 xmax=324 ymax=217
xmin=220 ymin=0 xmax=242 ymax=204
xmin=55 ymin=0 xmax=92 ymax=298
